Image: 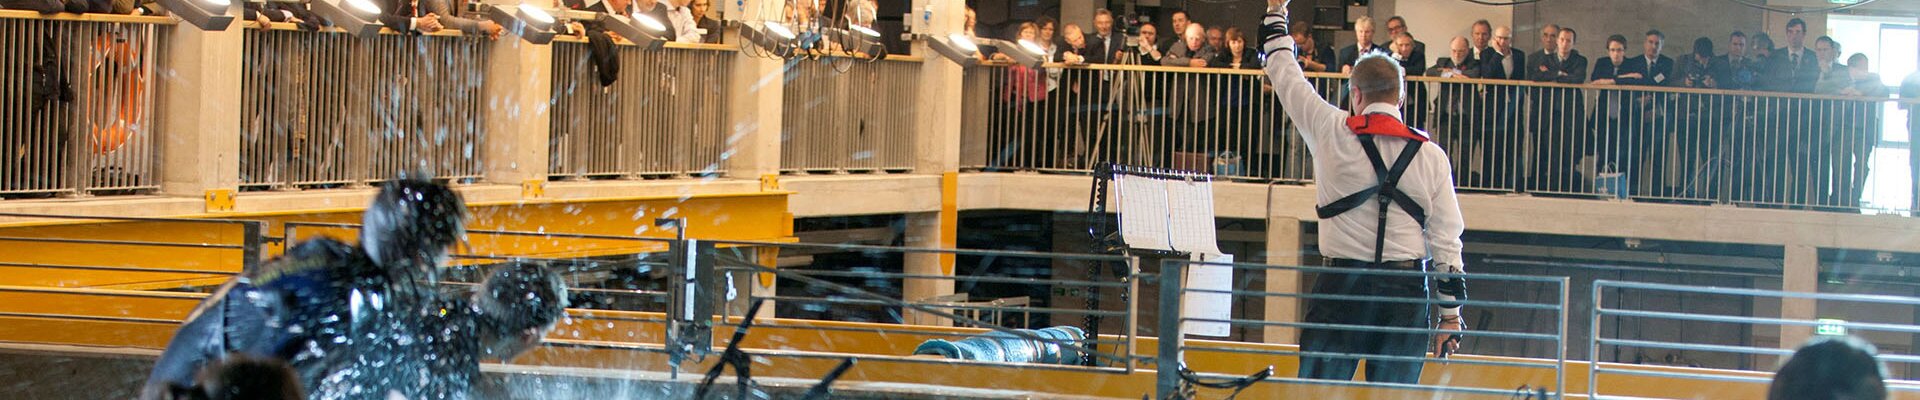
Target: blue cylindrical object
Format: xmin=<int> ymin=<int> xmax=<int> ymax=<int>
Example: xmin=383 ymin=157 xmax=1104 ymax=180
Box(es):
xmin=912 ymin=326 xmax=1086 ymax=366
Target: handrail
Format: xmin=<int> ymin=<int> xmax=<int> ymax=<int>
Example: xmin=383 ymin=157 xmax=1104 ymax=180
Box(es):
xmin=549 ymin=34 xmax=738 ymax=52
xmin=0 ymin=9 xmax=176 ymax=24
xmin=969 ymin=60 xmax=1917 ymax=103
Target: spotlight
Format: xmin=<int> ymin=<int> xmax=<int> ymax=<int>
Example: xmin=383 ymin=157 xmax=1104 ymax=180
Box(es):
xmin=485 ymin=2 xmax=558 ymax=44
xmin=568 ymin=10 xmax=669 ymax=49
xmin=926 ymin=33 xmax=980 ymax=67
xmin=311 ymin=0 xmax=384 ymax=37
xmin=739 ymin=20 xmax=797 ymax=57
xmin=157 ymin=0 xmax=234 ymax=30
xmin=842 ymin=24 xmax=885 ymax=58
xmin=984 ymin=38 xmax=1046 ymax=67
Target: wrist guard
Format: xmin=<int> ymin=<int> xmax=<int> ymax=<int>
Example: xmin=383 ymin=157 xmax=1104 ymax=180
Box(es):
xmin=1259 ymin=9 xmax=1291 ymax=58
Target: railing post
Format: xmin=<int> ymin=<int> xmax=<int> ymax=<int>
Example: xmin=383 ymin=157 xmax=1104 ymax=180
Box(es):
xmin=1263 ymin=216 xmax=1303 ymax=344
xmin=159 ymin=19 xmax=243 ymax=203
xmin=1155 ymin=259 xmax=1185 ymax=400
xmin=482 ymin=20 xmax=553 ymax=195
xmin=1781 ymin=244 xmax=1819 ymax=350
xmin=722 ymin=0 xmax=784 ymax=181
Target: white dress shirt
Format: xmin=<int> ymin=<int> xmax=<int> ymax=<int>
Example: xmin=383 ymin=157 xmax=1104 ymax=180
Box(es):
xmin=1262 ymin=36 xmax=1467 ymax=274
xmin=660 ymin=0 xmax=698 ymax=43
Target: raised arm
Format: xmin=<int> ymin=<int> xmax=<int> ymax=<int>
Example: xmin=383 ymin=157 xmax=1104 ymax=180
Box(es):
xmin=1259 ymin=2 xmax=1347 ymax=154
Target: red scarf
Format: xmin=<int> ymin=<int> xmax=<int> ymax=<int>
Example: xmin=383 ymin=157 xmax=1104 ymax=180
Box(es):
xmin=1345 ymin=113 xmax=1428 ymax=142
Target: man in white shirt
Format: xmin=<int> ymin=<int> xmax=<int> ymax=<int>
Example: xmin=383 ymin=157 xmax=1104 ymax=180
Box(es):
xmin=658 ymin=0 xmax=699 ymax=43
xmin=1259 ymin=0 xmax=1469 ymax=384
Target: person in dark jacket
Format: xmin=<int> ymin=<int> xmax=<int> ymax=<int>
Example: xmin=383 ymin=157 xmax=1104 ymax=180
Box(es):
xmin=1526 ymin=27 xmax=1587 ymax=193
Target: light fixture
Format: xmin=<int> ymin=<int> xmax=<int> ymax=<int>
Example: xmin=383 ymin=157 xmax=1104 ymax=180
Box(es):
xmin=739 ymin=20 xmax=797 ymax=57
xmin=158 ymin=0 xmax=234 ymax=30
xmin=926 ymin=33 xmax=980 ymax=66
xmin=485 ymin=2 xmax=558 ymax=44
xmin=980 ymin=38 xmax=1045 ymax=67
xmin=311 ymin=0 xmax=384 ymax=37
xmin=569 ymin=10 xmax=669 ymax=50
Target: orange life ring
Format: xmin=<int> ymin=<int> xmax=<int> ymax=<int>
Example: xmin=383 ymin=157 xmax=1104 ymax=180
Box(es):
xmin=87 ymin=32 xmax=147 ymax=155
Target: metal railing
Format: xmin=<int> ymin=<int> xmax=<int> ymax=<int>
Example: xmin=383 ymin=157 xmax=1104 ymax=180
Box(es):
xmin=779 ymin=57 xmax=919 ymax=174
xmin=961 ymin=62 xmax=1917 ymax=214
xmin=549 ymin=41 xmax=732 ymax=179
xmin=0 ymin=213 xmax=266 ymax=287
xmin=1156 ymin=259 xmax=1571 ymax=399
xmin=1590 ymin=279 xmax=1920 ymax=399
xmin=0 ymin=13 xmax=167 ymax=197
xmin=704 ymin=239 xmax=1141 ymax=371
xmin=239 ymin=26 xmax=487 ymax=189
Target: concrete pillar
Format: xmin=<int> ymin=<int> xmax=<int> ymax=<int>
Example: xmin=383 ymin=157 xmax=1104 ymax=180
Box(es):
xmin=1263 ymin=217 xmax=1304 ymax=344
xmin=482 ymin=36 xmax=553 ymax=196
xmin=899 ymin=0 xmax=966 ymax=327
xmin=159 ymin=23 xmax=243 ymax=205
xmin=722 ymin=1 xmax=784 ymax=180
xmin=902 ymin=211 xmax=954 ymax=326
xmin=1781 ymin=245 xmax=1818 ymax=350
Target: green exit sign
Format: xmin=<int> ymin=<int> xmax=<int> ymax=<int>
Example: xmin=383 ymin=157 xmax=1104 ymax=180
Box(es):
xmin=1816 ymin=319 xmax=1848 ymax=336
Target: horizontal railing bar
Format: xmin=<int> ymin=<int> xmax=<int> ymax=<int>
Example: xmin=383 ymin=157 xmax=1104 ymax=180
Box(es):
xmin=1601 ymin=308 xmax=1920 ymax=334
xmin=1590 ymin=365 xmax=1773 ymax=384
xmin=1186 ymin=318 xmax=1560 ymax=341
xmin=749 ymin=295 xmax=1131 ymax=317
xmin=1181 ymin=346 xmax=1557 ymax=370
xmin=718 ymin=268 xmax=1131 ymax=288
xmin=1596 ymin=338 xmax=1793 ymax=357
xmin=0 ymin=236 xmax=245 ymax=250
xmin=1171 ymin=261 xmax=1573 ymax=284
xmin=0 ymin=261 xmax=236 ymax=276
xmin=707 ymin=239 xmax=1132 ymax=262
xmin=1598 ymin=280 xmax=1920 ymax=306
xmin=287 ymin=222 xmax=675 ymax=243
xmin=0 ymin=311 xmax=181 ymax=325
xmin=1178 ymin=372 xmax=1547 ymax=397
xmin=1182 ymin=288 xmax=1560 ymax=310
xmin=0 ymin=213 xmax=261 ymax=226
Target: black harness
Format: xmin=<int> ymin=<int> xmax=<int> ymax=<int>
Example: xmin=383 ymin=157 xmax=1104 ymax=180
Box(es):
xmin=1314 ymin=134 xmax=1428 ymax=263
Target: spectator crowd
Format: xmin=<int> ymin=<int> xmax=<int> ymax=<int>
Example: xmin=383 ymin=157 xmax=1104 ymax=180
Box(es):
xmin=974 ymin=7 xmax=1908 ymax=210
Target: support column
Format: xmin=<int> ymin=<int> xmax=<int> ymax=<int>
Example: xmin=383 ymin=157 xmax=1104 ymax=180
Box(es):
xmin=901 ymin=0 xmax=966 ymax=327
xmin=1781 ymin=244 xmax=1818 ymax=350
xmin=482 ymin=34 xmax=553 ymax=197
xmin=722 ymin=4 xmax=784 ymax=180
xmin=159 ymin=22 xmax=243 ymax=208
xmin=1263 ymin=217 xmax=1304 ymax=344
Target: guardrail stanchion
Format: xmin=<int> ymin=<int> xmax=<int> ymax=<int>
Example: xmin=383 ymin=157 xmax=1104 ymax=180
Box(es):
xmin=1155 ymin=258 xmax=1185 ymax=400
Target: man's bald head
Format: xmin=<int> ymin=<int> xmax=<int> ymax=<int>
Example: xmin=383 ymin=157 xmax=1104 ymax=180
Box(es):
xmin=1184 ymin=23 xmax=1206 ymax=51
xmin=1350 ymin=53 xmax=1404 ymax=109
xmin=1449 ymin=36 xmax=1469 ymax=62
xmin=1492 ymin=26 xmax=1513 ymax=52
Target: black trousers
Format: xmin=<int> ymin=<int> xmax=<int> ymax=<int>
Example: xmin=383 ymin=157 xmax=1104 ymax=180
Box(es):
xmin=1297 ymin=259 xmax=1433 ymax=384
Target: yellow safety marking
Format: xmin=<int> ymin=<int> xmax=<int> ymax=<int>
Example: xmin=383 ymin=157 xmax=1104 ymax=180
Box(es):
xmin=521 ymin=179 xmax=546 ymax=199
xmin=204 ymin=189 xmax=235 ymax=212
xmin=939 ymin=171 xmax=958 ymax=275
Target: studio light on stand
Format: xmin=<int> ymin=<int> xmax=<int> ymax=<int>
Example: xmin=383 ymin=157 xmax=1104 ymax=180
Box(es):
xmin=485 ymin=2 xmax=558 ymax=44
xmin=843 ymin=24 xmax=886 ymax=59
xmin=156 ymin=0 xmax=235 ymax=30
xmin=311 ymin=0 xmax=384 ymax=37
xmin=988 ymin=38 xmax=1045 ymax=67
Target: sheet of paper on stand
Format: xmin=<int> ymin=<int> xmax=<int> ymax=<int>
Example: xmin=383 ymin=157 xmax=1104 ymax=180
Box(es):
xmin=1181 ymin=253 xmax=1233 ymax=338
xmin=1165 ymin=178 xmax=1221 ymax=255
xmin=1116 ymin=173 xmax=1171 ymax=251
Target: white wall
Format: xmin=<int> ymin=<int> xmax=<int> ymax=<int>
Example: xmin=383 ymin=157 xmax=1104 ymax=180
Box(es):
xmin=1382 ymin=0 xmax=1513 ymax=67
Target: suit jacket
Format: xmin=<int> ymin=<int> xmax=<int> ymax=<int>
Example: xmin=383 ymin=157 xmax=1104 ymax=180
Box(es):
xmin=1335 ymin=42 xmax=1386 ymax=71
xmin=1765 ymin=47 xmax=1821 ymax=93
xmin=1163 ymin=43 xmax=1218 ymax=68
xmin=1530 ymin=51 xmax=1587 ymax=84
xmin=1480 ymin=47 xmax=1528 ymax=80
xmin=1296 ymin=44 xmax=1337 ymax=72
xmin=1408 ymin=40 xmax=1427 ymax=70
xmin=1085 ymin=31 xmax=1125 ymax=64
xmin=696 ymin=17 xmax=723 ymax=44
xmin=1716 ymin=54 xmax=1760 ymax=91
xmin=1619 ymin=54 xmax=1674 ymax=87
xmin=1425 ymin=57 xmax=1479 ymax=78
xmin=378 ymin=0 xmax=483 ymax=35
xmin=1674 ymin=55 xmax=1724 ymax=89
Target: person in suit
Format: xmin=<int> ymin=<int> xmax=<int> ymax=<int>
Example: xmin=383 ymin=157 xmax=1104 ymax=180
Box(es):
xmin=1293 ymin=21 xmax=1336 ymax=72
xmin=1133 ymin=23 xmax=1166 ymax=65
xmin=1158 ymin=9 xmax=1191 ymax=52
xmin=1527 ymin=27 xmax=1588 ymax=193
xmin=1719 ymin=32 xmax=1760 ymax=91
xmin=1428 ymin=36 xmax=1478 ymax=178
xmin=1468 ymin=20 xmax=1493 ymax=69
xmin=1620 ymin=30 xmax=1675 ymax=195
xmin=1589 ymin=34 xmax=1634 ymax=184
xmin=1337 ymin=16 xmax=1388 ymax=73
xmin=1716 ymin=31 xmax=1764 ymax=202
xmin=1088 ymin=9 xmax=1125 ymax=64
xmin=1674 ymin=37 xmax=1726 ymax=199
xmin=1473 ymin=25 xmax=1526 ymax=189
xmin=1385 ymin=16 xmax=1426 ymax=69
xmin=1392 ymin=32 xmax=1430 ymax=130
xmin=1766 ymin=18 xmax=1821 ymax=93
